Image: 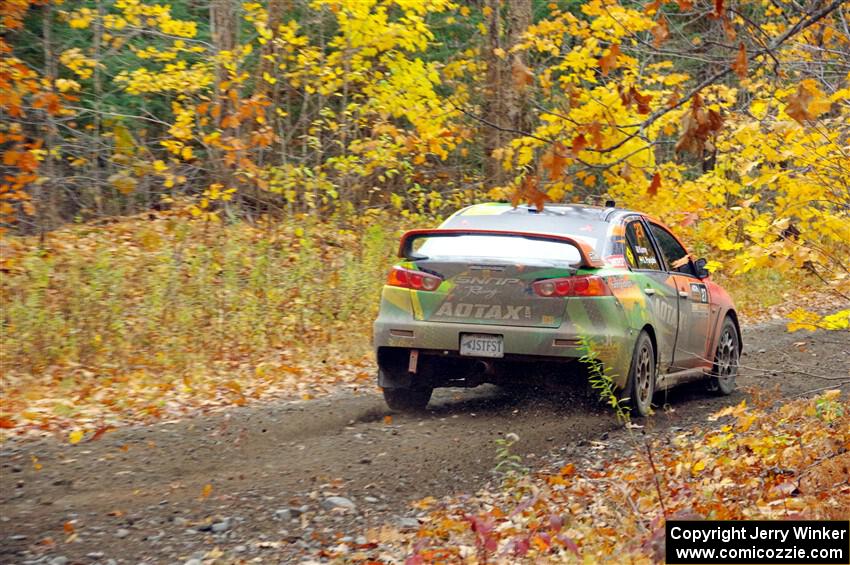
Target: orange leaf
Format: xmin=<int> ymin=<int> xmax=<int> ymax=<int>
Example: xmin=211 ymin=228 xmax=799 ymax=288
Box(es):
xmin=529 ymin=176 xmax=548 ymax=211
xmin=200 ymin=483 xmax=213 ymax=499
xmin=511 ymin=56 xmax=534 ymax=91
xmin=0 ymin=416 xmax=15 ymax=429
xmin=677 ymin=0 xmax=693 ymax=9
xmin=531 ymin=534 xmax=550 ymax=551
xmin=732 ymin=42 xmax=747 ymax=79
xmin=89 ymin=426 xmax=114 ymax=442
xmin=63 ymin=521 xmax=75 ymax=534
xmin=785 ymin=83 xmax=815 ymax=124
xmin=598 ymin=44 xmax=621 ymax=76
xmin=33 ymin=92 xmax=61 ymax=114
xmin=541 ymin=143 xmax=569 ymax=179
xmin=513 ymin=175 xmax=549 ymax=211
xmin=675 ymin=93 xmax=723 ymax=154
xmin=571 ymin=134 xmax=588 ymax=155
xmin=586 ymin=122 xmax=604 ymax=149
xmin=644 ymin=0 xmax=663 ymax=14
xmin=221 ymin=114 xmax=240 ymax=129
xmin=631 ymin=86 xmax=653 ymax=114
xmin=666 ymin=87 xmax=681 ymax=109
xmin=713 ymin=0 xmax=724 ymax=17
xmin=648 ymin=173 xmax=661 ymax=196
xmin=383 ymin=415 xmax=393 ymax=425
xmin=619 ymin=85 xmax=633 ymax=107
xmin=652 ymin=18 xmax=670 ymax=47
xmin=723 ymin=17 xmax=737 ymax=40
xmin=2 ymin=150 xmax=21 ymax=166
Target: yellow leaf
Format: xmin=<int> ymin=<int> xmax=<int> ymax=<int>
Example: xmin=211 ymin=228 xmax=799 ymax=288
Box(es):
xmin=69 ymin=430 xmax=84 ymax=444
xmin=691 ymin=460 xmax=706 ymax=474
xmin=55 ymin=78 xmax=81 ymax=93
xmin=200 ymin=483 xmax=213 ymax=499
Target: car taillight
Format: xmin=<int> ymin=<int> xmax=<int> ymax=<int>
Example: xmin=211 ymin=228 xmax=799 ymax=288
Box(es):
xmin=532 ymin=275 xmax=611 ymax=297
xmin=387 ymin=266 xmax=443 ymax=291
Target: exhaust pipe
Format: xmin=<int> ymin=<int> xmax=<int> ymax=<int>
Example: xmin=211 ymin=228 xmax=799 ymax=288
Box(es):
xmin=472 ymin=360 xmax=494 ymax=376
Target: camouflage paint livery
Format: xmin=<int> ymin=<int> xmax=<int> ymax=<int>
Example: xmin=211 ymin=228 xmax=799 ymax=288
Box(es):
xmin=374 ymin=203 xmax=740 ymax=390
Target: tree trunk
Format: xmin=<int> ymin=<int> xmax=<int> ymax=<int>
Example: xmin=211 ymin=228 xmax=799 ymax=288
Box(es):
xmin=211 ymin=0 xmax=238 ymax=89
xmin=210 ymin=0 xmax=239 ymax=205
xmin=506 ymin=0 xmax=532 ymax=134
xmin=481 ymin=0 xmax=532 ymax=187
xmin=39 ymin=1 xmax=59 ymax=237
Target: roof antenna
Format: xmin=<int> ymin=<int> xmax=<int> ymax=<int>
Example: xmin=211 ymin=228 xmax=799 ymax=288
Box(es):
xmin=605 ymin=199 xmax=616 ymax=208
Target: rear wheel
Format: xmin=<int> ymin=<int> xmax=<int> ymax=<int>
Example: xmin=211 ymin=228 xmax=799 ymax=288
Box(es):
xmin=621 ymin=331 xmax=656 ymax=417
xmin=707 ymin=317 xmax=739 ymax=395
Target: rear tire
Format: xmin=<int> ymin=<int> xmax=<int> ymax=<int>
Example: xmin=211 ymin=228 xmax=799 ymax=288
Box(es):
xmin=382 ymin=384 xmax=433 ymax=412
xmin=707 ymin=317 xmax=739 ymax=395
xmin=621 ymin=331 xmax=656 ymax=418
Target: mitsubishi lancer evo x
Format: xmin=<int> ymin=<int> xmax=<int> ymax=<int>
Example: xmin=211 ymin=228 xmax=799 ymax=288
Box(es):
xmin=373 ymin=203 xmax=742 ymax=416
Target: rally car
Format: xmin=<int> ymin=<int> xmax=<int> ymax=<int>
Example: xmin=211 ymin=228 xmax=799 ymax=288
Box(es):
xmin=373 ymin=203 xmax=742 ymax=416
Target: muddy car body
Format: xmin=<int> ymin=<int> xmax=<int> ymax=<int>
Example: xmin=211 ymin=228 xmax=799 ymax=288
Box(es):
xmin=373 ymin=203 xmax=742 ymax=415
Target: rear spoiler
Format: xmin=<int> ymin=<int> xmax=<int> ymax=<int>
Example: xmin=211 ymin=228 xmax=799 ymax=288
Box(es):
xmin=398 ymin=228 xmax=605 ymax=269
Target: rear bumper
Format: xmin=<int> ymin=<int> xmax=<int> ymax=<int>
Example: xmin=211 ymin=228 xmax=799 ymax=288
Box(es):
xmin=372 ymin=285 xmax=637 ymax=387
xmin=375 ymin=318 xmax=601 ymax=357
xmin=373 ymin=316 xmax=633 ymax=388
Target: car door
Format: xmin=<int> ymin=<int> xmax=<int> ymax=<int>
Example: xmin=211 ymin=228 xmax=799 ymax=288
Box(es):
xmin=623 ymin=218 xmax=678 ymax=371
xmin=647 ymin=221 xmax=712 ymax=370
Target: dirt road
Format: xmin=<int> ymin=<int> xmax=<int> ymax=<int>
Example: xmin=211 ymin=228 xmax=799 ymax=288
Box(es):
xmin=1 ymin=322 xmax=847 ymax=564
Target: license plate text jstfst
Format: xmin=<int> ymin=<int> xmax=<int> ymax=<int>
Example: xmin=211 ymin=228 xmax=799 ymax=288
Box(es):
xmin=460 ymin=334 xmax=504 ymax=358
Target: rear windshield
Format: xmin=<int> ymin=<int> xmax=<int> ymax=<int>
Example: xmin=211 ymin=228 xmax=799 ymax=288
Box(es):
xmin=413 ymin=235 xmax=583 ymax=265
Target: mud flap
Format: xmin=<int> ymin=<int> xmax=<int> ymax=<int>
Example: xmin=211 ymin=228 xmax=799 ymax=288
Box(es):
xmin=378 ymin=367 xmax=413 ymax=389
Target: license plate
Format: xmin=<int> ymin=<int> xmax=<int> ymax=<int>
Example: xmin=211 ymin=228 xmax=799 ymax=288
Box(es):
xmin=460 ymin=334 xmax=504 ymax=358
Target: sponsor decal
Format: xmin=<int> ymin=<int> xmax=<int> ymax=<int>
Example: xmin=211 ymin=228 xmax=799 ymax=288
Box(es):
xmin=434 ymin=302 xmax=533 ymax=321
xmin=607 ymin=275 xmax=634 ymax=289
xmin=651 ymin=295 xmax=678 ymax=326
xmin=455 ymin=275 xmax=521 ymax=286
xmin=690 ymin=283 xmax=709 ymax=303
xmin=692 ymin=302 xmax=710 ymax=316
xmin=465 ymin=287 xmax=499 ymax=299
xmin=455 ymin=275 xmax=522 ymax=300
xmin=636 ymin=252 xmax=659 ymax=267
xmin=604 ymin=255 xmax=628 ymax=268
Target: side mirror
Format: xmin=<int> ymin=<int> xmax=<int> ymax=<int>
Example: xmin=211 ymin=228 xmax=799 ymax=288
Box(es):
xmin=694 ymin=257 xmax=710 ymax=279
